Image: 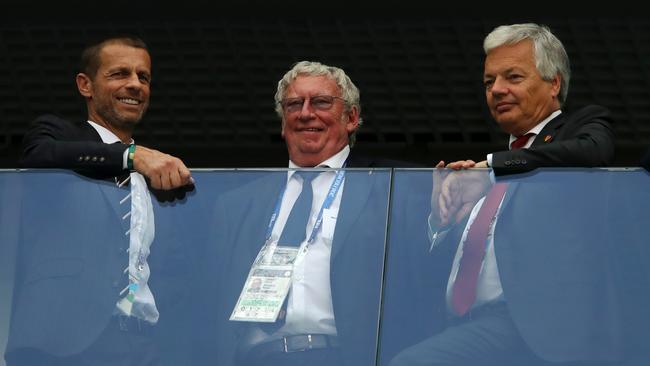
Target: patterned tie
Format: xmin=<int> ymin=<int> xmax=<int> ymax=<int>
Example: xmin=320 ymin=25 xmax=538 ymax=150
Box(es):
xmin=451 ymin=133 xmax=534 ymax=316
xmin=278 ymin=171 xmax=319 ymax=246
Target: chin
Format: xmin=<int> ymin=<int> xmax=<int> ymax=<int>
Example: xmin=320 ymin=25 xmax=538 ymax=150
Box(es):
xmin=495 ymin=118 xmax=518 ymax=133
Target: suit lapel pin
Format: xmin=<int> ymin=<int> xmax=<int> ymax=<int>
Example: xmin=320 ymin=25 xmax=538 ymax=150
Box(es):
xmin=544 ymin=135 xmax=553 ymax=142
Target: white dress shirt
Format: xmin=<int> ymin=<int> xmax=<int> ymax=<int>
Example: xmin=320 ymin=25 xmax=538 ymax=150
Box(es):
xmin=268 ymin=145 xmax=350 ymax=338
xmin=87 ymin=121 xmax=159 ymax=324
xmin=446 ymin=110 xmax=561 ymax=313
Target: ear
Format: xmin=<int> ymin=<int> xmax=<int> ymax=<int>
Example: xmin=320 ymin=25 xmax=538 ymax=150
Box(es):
xmin=549 ymin=73 xmax=561 ymax=98
xmin=76 ymin=73 xmax=92 ymax=98
xmin=345 ymin=105 xmax=360 ymax=134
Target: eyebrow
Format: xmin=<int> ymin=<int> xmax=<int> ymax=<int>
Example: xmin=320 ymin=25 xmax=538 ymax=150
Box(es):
xmin=484 ymin=67 xmax=526 ymax=77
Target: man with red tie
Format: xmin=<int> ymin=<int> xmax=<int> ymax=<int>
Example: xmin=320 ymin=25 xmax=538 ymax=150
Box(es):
xmin=390 ymin=23 xmax=618 ymax=366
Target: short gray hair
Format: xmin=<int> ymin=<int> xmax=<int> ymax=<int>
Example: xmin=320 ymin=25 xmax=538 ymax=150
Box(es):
xmin=274 ymin=61 xmax=363 ymax=146
xmin=484 ymin=23 xmax=570 ymax=106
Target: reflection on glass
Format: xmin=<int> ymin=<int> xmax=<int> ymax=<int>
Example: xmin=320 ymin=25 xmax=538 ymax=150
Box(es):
xmin=381 ymin=168 xmax=650 ymax=366
xmin=2 ymin=169 xmax=649 ymax=366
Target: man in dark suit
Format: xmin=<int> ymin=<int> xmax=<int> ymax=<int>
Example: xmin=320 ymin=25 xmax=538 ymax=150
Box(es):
xmin=390 ymin=23 xmax=619 ymax=366
xmin=6 ymin=35 xmax=193 ymax=366
xmin=194 ymin=61 xmax=420 ymax=366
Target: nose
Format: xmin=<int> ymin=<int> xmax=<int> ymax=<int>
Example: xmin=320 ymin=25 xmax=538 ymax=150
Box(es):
xmin=298 ymin=98 xmax=315 ymax=120
xmin=124 ymin=72 xmax=145 ymax=90
xmin=490 ymin=76 xmax=508 ymax=96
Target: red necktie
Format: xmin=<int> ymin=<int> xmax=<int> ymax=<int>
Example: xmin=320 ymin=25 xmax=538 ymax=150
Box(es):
xmin=450 ymin=133 xmax=534 ymax=316
xmin=510 ymin=132 xmax=535 ymax=149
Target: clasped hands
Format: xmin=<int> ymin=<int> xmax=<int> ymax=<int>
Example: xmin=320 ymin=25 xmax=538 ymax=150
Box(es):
xmin=430 ymin=159 xmax=491 ymax=228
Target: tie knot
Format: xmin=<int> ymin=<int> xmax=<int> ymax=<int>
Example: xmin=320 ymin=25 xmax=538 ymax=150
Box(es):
xmin=511 ymin=133 xmax=535 ymax=150
xmin=296 ymin=170 xmax=319 ymax=185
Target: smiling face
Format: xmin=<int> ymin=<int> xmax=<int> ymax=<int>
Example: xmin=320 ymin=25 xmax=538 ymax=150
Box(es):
xmin=280 ymin=75 xmax=359 ymax=167
xmin=483 ymin=40 xmax=561 ymax=136
xmin=76 ymin=43 xmax=151 ymax=141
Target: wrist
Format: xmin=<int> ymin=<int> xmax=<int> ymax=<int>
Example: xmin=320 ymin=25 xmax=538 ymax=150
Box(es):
xmin=127 ymin=144 xmax=136 ymax=170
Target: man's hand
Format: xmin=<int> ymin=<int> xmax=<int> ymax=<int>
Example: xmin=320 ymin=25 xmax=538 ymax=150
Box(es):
xmin=430 ymin=164 xmax=449 ymax=227
xmin=445 ymin=160 xmax=488 ymax=170
xmin=431 ymin=168 xmax=491 ymax=227
xmin=132 ymin=145 xmax=194 ymax=190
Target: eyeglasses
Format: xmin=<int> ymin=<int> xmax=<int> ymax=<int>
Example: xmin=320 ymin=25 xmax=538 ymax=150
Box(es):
xmin=279 ymin=95 xmax=347 ymax=113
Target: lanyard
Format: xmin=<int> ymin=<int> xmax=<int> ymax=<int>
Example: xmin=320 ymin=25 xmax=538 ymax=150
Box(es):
xmin=264 ymin=169 xmax=346 ymax=245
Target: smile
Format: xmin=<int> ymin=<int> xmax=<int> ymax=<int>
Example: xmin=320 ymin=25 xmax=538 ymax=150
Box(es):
xmin=299 ymin=127 xmax=324 ymax=132
xmin=118 ymin=98 xmax=141 ymax=105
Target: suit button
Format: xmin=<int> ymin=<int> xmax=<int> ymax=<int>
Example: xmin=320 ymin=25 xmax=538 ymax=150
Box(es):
xmin=112 ymin=280 xmax=120 ymax=288
xmin=100 ymin=157 xmax=105 ymax=162
xmin=514 ymin=159 xmax=521 ymax=164
xmin=522 ymin=159 xmax=527 ymax=164
xmin=78 ymin=156 xmax=83 ymax=161
xmin=84 ymin=155 xmax=90 ymax=161
xmin=505 ymin=161 xmax=511 ymax=166
xmin=91 ymin=156 xmax=98 ymax=162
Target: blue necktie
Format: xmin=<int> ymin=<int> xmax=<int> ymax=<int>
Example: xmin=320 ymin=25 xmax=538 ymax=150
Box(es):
xmin=278 ymin=171 xmax=319 ymax=246
xmin=258 ymin=171 xmax=319 ymax=334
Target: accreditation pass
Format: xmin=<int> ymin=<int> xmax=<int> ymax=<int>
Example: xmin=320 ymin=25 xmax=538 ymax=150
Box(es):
xmin=230 ymin=244 xmax=299 ymax=322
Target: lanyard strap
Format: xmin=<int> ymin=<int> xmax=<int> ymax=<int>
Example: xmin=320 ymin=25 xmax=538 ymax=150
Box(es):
xmin=265 ymin=169 xmax=346 ymax=244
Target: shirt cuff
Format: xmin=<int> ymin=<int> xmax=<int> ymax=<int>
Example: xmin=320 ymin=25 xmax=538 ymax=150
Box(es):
xmin=122 ymin=147 xmax=129 ymax=169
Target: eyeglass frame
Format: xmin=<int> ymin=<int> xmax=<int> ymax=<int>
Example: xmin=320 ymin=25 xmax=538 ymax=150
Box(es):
xmin=278 ymin=95 xmax=348 ymax=114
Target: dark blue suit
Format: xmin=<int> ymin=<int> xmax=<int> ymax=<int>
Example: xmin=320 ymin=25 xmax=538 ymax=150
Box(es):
xmin=195 ymin=155 xmax=412 ymax=366
xmin=390 ymin=105 xmax=623 ymax=365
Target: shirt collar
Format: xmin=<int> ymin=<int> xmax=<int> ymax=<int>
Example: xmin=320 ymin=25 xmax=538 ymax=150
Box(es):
xmin=87 ymin=120 xmax=134 ymax=144
xmin=508 ymin=109 xmax=561 ymax=148
xmin=287 ymin=145 xmax=350 ymax=180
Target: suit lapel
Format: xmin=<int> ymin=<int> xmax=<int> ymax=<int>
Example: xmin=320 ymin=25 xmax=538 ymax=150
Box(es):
xmin=500 ymin=112 xmax=565 ymax=208
xmin=79 ymin=120 xmax=105 ymax=141
xmin=532 ymin=112 xmax=565 ymax=147
xmin=330 ymin=170 xmax=374 ymax=260
xmin=240 ymin=175 xmax=286 ymax=260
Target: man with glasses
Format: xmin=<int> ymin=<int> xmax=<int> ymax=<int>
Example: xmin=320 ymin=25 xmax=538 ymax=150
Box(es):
xmin=195 ymin=61 xmax=424 ymax=366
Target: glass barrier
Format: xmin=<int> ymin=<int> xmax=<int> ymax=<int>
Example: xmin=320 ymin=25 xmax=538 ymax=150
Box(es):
xmin=1 ymin=168 xmax=649 ymax=366
xmin=0 ymin=168 xmax=392 ymax=366
xmin=380 ymin=168 xmax=650 ymax=366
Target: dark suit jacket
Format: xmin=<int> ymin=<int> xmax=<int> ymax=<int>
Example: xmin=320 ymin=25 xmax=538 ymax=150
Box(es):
xmin=195 ymin=153 xmax=413 ymax=366
xmin=433 ymin=105 xmax=621 ymax=362
xmin=7 ymin=114 xmax=186 ymax=360
xmin=19 ymin=114 xmax=130 ymax=179
xmin=6 ymin=173 xmax=133 ymax=358
xmin=491 ymin=105 xmax=615 ymax=175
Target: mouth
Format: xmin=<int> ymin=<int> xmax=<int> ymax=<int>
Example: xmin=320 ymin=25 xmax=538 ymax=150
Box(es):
xmin=495 ymin=102 xmax=515 ymax=113
xmin=298 ymin=127 xmax=325 ymax=132
xmin=118 ymin=97 xmax=142 ymax=106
